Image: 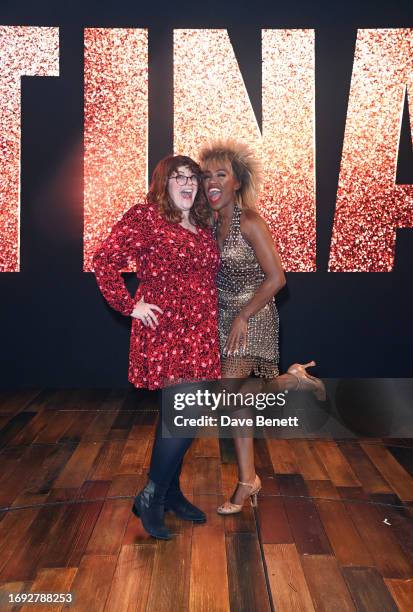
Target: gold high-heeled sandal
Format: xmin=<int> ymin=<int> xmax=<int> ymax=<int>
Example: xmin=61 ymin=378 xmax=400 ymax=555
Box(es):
xmin=287 ymin=360 xmax=326 ymax=401
xmin=217 ymin=475 xmax=262 ymax=515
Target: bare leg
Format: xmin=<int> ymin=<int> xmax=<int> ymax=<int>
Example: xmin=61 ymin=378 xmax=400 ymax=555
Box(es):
xmin=220 ymin=359 xmax=300 ymax=506
xmin=221 ymin=360 xmax=254 ymax=505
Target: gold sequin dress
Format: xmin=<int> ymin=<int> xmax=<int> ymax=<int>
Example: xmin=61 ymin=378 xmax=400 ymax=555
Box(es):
xmin=214 ymin=204 xmax=280 ymax=378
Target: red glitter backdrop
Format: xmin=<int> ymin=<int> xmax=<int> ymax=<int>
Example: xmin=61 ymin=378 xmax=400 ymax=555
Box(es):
xmin=0 ymin=27 xmax=412 ymax=272
xmin=0 ymin=26 xmax=59 ymax=272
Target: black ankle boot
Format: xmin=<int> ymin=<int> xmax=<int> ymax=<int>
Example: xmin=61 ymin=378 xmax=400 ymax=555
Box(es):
xmin=132 ymin=480 xmax=171 ymax=540
xmin=165 ymin=469 xmax=206 ymax=523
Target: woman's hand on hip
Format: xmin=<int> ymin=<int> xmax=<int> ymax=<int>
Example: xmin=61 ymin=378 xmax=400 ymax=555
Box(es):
xmin=131 ymin=296 xmax=163 ymax=329
xmin=225 ymin=314 xmax=248 ymax=356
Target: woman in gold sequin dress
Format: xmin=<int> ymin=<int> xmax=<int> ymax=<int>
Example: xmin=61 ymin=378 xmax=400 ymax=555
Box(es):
xmin=199 ymin=140 xmax=325 ymax=514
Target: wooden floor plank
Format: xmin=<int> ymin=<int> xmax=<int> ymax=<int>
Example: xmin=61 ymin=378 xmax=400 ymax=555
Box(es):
xmin=300 ymin=555 xmax=355 ymax=611
xmin=0 ymin=447 xmax=26 ymax=498
xmin=193 ymin=457 xmax=221 ymax=495
xmin=310 ymin=480 xmax=373 ymax=566
xmin=20 ymin=568 xmax=77 ymax=612
xmin=128 ymin=410 xmax=157 ymax=439
xmin=256 ymin=466 xmax=279 ymax=495
xmin=0 ymin=507 xmax=42 ymax=576
xmin=108 ymin=474 xmax=143 ymax=498
xmin=256 ymin=496 xmax=294 ymax=544
xmin=33 ymin=410 xmax=77 ymax=444
xmin=11 ymin=444 xmax=78 ymax=507
xmin=1 ymin=391 xmax=412 ymax=611
xmin=110 ymin=411 xmax=137 ymax=434
xmin=338 ymin=441 xmax=392 ymax=494
xmin=46 ymin=487 xmax=80 ymax=504
xmin=9 ymin=408 xmax=50 ymax=446
xmin=253 ymin=437 xmax=273 ymax=469
xmin=145 ymin=532 xmax=191 ymax=611
xmin=25 ymin=442 xmax=78 ymax=497
xmin=226 ymin=533 xmax=271 ymax=612
xmin=86 ymin=498 xmax=131 ymax=556
xmin=220 ymin=463 xmax=238 ymax=500
xmin=89 ymin=440 xmax=126 ymax=480
xmin=53 ymin=441 xmax=103 ymax=489
xmin=81 ymin=409 xmax=120 ymax=442
xmin=0 ymin=412 xmax=37 ymax=450
xmin=306 ymin=479 xmax=341 ymax=500
xmin=361 ymin=442 xmax=413 ymax=501
xmin=277 ymin=475 xmax=332 ymax=555
xmin=313 ymin=441 xmax=361 ymax=487
xmin=0 ymin=580 xmax=34 ymax=610
xmin=10 ymin=491 xmax=49 ymax=510
xmin=289 ymin=440 xmax=329 ymax=481
xmin=40 ymin=482 xmax=110 ymax=568
xmin=267 ymin=439 xmax=298 ymax=474
xmin=192 ymin=493 xmax=225 ymax=529
xmin=21 ymin=390 xmax=53 ymax=412
xmin=384 ymin=578 xmax=413 ymax=611
xmin=223 ymin=502 xmax=256 ymax=535
xmin=60 ymin=411 xmax=99 ymax=444
xmin=342 ymin=567 xmax=398 ymax=611
xmin=0 ymin=503 xmax=66 ymax=582
xmin=0 ymin=444 xmax=55 ymax=507
xmin=263 ymin=543 xmax=314 ymax=611
xmin=63 ymin=554 xmax=117 ymax=612
xmin=104 ymin=544 xmax=156 ymax=612
xmin=339 ymin=489 xmax=412 ymax=579
xmin=192 ymin=436 xmax=221 ymax=458
xmin=190 ymin=526 xmax=230 ymax=612
xmin=118 ymin=438 xmax=150 ymax=475
xmin=370 ymin=493 xmax=413 ymax=566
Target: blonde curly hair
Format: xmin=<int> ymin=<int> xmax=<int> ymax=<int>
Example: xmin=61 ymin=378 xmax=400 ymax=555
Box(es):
xmin=198 ymin=139 xmax=263 ymax=210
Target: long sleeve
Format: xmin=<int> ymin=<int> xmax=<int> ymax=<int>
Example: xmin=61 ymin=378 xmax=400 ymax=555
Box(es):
xmin=92 ymin=204 xmax=149 ymax=316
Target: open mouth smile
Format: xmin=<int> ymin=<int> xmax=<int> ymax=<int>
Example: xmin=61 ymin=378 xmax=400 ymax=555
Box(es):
xmin=208 ymin=188 xmax=222 ymax=204
xmin=181 ymin=188 xmax=194 ymax=200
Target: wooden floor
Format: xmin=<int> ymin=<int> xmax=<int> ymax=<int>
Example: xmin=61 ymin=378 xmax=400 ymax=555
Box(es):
xmin=0 ymin=389 xmax=412 ymax=611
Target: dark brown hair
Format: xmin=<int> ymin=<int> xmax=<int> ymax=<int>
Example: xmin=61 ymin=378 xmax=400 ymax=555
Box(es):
xmin=147 ymin=155 xmax=212 ymax=228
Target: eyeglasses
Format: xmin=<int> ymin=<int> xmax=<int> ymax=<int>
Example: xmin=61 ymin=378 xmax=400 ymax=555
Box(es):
xmin=169 ymin=174 xmax=199 ymax=186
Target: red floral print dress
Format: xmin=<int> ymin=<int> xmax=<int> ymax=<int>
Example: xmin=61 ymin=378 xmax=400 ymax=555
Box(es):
xmin=93 ymin=202 xmax=221 ymax=389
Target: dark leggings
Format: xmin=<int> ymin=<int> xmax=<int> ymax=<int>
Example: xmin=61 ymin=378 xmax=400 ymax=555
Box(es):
xmin=148 ymin=412 xmax=193 ymax=487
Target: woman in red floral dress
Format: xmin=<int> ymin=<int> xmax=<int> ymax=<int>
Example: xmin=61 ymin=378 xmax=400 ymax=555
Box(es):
xmin=93 ymin=155 xmax=220 ymax=539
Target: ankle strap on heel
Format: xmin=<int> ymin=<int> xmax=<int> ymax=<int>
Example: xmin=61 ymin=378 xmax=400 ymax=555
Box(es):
xmin=237 ymin=477 xmax=259 ymax=489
